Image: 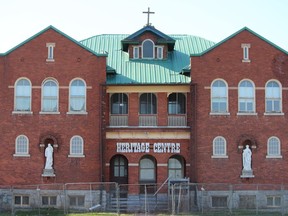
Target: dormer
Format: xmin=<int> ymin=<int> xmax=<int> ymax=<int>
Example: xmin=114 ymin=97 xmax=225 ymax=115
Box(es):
xmin=121 ymin=25 xmax=175 ymax=60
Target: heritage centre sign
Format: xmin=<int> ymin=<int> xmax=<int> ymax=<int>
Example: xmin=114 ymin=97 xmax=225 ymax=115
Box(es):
xmin=116 ymin=142 xmax=180 ymax=153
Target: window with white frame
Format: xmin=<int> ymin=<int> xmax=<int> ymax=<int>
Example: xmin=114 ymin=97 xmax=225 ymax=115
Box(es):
xmin=142 ymin=39 xmax=154 ymax=59
xmin=42 ymin=79 xmax=58 ymax=112
xmin=69 ymin=79 xmax=86 ymax=112
xmin=14 ymin=135 xmax=29 ymax=156
xmin=139 ymin=156 xmax=156 ymax=183
xmin=69 ymin=136 xmax=84 ymax=157
xmin=267 ymin=196 xmax=281 ymax=207
xmin=265 ymin=80 xmax=281 ymax=113
xmin=212 ymin=136 xmax=228 ymax=158
xmin=15 ymin=78 xmax=31 ymax=112
xmin=156 ymin=46 xmax=163 ymax=59
xmin=168 ymin=156 xmax=184 ymax=179
xmin=46 ymin=43 xmax=55 ymax=61
xmin=241 ymin=43 xmax=250 ymax=62
xmin=238 ymin=80 xmax=255 ymax=113
xmin=42 ymin=196 xmax=57 ymax=206
xmin=211 ymin=80 xmax=228 ymax=113
xmin=133 ymin=47 xmax=139 ymax=59
xmin=14 ymin=195 xmax=29 ymax=206
xmin=267 ymin=136 xmax=282 ymax=158
xmin=69 ymin=196 xmax=85 ymax=207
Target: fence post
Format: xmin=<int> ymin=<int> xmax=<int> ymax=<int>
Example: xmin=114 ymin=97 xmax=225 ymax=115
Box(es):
xmin=116 ymin=183 xmax=120 ymax=216
xmin=171 ymin=184 xmax=175 ymax=215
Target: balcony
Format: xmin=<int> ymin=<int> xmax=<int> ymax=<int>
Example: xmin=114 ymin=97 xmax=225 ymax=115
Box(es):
xmin=168 ymin=115 xmax=187 ymax=127
xmin=139 ymin=115 xmax=157 ymax=127
xmin=109 ymin=115 xmax=128 ymax=127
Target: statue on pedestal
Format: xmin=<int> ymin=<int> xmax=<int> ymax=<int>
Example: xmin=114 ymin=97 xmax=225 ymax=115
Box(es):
xmin=241 ymin=145 xmax=254 ymax=178
xmin=45 ymin=144 xmax=54 ymax=169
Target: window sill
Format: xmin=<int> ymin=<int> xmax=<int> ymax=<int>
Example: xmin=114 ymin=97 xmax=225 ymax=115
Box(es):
xmin=68 ymin=154 xmax=85 ymax=158
xmin=46 ymin=59 xmax=55 ymax=62
xmin=211 ymin=155 xmax=228 ymax=159
xmin=210 ymin=112 xmax=230 ymax=116
xmin=237 ymin=112 xmax=258 ymax=116
xmin=242 ymin=59 xmax=251 ymax=63
xmin=66 ymin=111 xmax=88 ymax=115
xmin=39 ymin=111 xmax=60 ymax=115
xmin=13 ymin=154 xmax=30 ymax=157
xmin=264 ymin=112 xmax=284 ymax=116
xmin=266 ymin=155 xmax=282 ymax=159
xmin=12 ymin=111 xmax=33 ymax=115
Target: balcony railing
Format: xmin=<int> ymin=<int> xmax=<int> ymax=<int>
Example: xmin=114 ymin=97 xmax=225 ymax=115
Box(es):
xmin=139 ymin=115 xmax=157 ymax=127
xmin=168 ymin=115 xmax=187 ymax=127
xmin=109 ymin=115 xmax=128 ymax=127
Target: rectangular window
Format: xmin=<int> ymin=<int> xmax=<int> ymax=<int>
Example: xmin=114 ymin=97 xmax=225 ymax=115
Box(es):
xmin=46 ymin=43 xmax=55 ymax=62
xmin=156 ymin=47 xmax=163 ymax=59
xmin=267 ymin=196 xmax=281 ymax=207
xmin=42 ymin=196 xmax=57 ymax=206
xmin=133 ymin=47 xmax=139 ymax=59
xmin=69 ymin=196 xmax=85 ymax=207
xmin=241 ymin=43 xmax=251 ymax=62
xmin=14 ymin=195 xmax=29 ymax=206
xmin=211 ymin=196 xmax=227 ymax=208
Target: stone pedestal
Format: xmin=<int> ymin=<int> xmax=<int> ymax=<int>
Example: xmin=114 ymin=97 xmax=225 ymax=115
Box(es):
xmin=240 ymin=169 xmax=254 ymax=178
xmin=42 ymin=169 xmax=55 ymax=177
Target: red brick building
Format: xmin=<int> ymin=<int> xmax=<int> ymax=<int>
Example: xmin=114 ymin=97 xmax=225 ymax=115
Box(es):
xmin=1 ymin=20 xmax=288 ymax=211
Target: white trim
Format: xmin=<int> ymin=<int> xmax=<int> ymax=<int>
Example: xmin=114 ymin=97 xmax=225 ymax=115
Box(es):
xmin=264 ymin=112 xmax=284 ymax=116
xmin=211 ymin=155 xmax=229 ymax=159
xmin=237 ymin=112 xmax=258 ymax=116
xmin=12 ymin=111 xmax=33 ymax=115
xmin=39 ymin=112 xmax=60 ymax=115
xmin=266 ymin=155 xmax=282 ymax=159
xmin=210 ymin=112 xmax=230 ymax=116
xmin=105 ymin=163 xmax=110 ymax=166
xmin=128 ymin=163 xmax=139 ymax=167
xmin=68 ymin=154 xmax=85 ymax=158
xmin=157 ymin=163 xmax=167 ymax=167
xmin=66 ymin=111 xmax=88 ymax=115
xmin=13 ymin=154 xmax=31 ymax=157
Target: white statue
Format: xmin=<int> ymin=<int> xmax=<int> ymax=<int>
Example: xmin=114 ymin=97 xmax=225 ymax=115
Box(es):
xmin=44 ymin=144 xmax=53 ymax=169
xmin=242 ymin=145 xmax=252 ymax=171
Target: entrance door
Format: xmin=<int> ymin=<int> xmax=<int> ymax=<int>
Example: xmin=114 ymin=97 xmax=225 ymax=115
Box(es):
xmin=110 ymin=155 xmax=128 ymax=184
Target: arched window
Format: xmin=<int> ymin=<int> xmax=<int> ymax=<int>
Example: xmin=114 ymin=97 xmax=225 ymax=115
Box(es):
xmin=211 ymin=80 xmax=228 ymax=113
xmin=15 ymin=78 xmax=31 ymax=111
xmin=69 ymin=136 xmax=84 ymax=157
xmin=15 ymin=135 xmax=29 ymax=156
xmin=168 ymin=155 xmax=185 ymax=179
xmin=212 ymin=136 xmax=228 ymax=158
xmin=139 ymin=93 xmax=157 ymax=114
xmin=142 ymin=39 xmax=154 ymax=59
xmin=265 ymin=80 xmax=281 ymax=113
xmin=168 ymin=93 xmax=186 ymax=114
xmin=69 ymin=79 xmax=86 ymax=112
xmin=139 ymin=156 xmax=156 ymax=183
xmin=42 ymin=79 xmax=58 ymax=112
xmin=111 ymin=93 xmax=128 ymax=114
xmin=267 ymin=136 xmax=282 ymax=158
xmin=238 ymin=80 xmax=255 ymax=113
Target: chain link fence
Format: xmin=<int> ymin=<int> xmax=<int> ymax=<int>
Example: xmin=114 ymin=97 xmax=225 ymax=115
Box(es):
xmin=1 ymin=182 xmax=288 ymax=215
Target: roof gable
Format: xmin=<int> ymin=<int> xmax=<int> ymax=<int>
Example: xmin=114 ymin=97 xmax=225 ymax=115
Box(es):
xmin=191 ymin=27 xmax=288 ymax=57
xmin=121 ymin=25 xmax=176 ymax=52
xmin=0 ymin=25 xmax=107 ymax=57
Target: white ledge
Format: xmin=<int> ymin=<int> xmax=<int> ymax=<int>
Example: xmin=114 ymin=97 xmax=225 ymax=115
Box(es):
xmin=266 ymin=155 xmax=283 ymax=159
xmin=68 ymin=154 xmax=85 ymax=158
xmin=66 ymin=111 xmax=88 ymax=115
xmin=237 ymin=112 xmax=258 ymax=116
xmin=39 ymin=111 xmax=60 ymax=115
xmin=13 ymin=154 xmax=31 ymax=157
xmin=210 ymin=112 xmax=230 ymax=116
xmin=211 ymin=155 xmax=229 ymax=159
xmin=264 ymin=112 xmax=284 ymax=116
xmin=12 ymin=111 xmax=33 ymax=115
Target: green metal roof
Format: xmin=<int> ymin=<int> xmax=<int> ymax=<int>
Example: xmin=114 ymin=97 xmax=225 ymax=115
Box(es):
xmin=80 ymin=33 xmax=215 ymax=84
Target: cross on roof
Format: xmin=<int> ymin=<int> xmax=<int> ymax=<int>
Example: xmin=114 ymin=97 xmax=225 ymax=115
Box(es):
xmin=143 ymin=7 xmax=155 ymax=26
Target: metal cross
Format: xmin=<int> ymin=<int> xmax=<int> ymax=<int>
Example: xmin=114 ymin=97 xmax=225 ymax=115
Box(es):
xmin=143 ymin=7 xmax=155 ymax=26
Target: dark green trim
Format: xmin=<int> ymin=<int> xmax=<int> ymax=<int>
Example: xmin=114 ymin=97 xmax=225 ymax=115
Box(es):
xmin=191 ymin=27 xmax=288 ymax=57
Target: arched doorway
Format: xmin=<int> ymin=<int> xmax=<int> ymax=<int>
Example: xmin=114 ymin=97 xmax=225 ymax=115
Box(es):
xmin=110 ymin=155 xmax=128 ymax=184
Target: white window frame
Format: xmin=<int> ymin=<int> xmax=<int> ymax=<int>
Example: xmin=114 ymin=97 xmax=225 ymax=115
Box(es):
xmin=156 ymin=46 xmax=163 ymax=59
xmin=212 ymin=136 xmax=228 ymax=158
xmin=267 ymin=196 xmax=281 ymax=207
xmin=14 ymin=195 xmax=30 ymax=206
xmin=14 ymin=135 xmax=30 ymax=157
xmin=40 ymin=79 xmax=59 ymax=114
xmin=237 ymin=79 xmax=256 ymax=115
xmin=46 ymin=43 xmax=55 ymax=62
xmin=133 ymin=46 xmax=140 ymax=59
xmin=67 ymin=78 xmax=87 ymax=114
xmin=241 ymin=43 xmax=251 ymax=62
xmin=68 ymin=135 xmax=85 ymax=157
xmin=210 ymin=79 xmax=229 ymax=115
xmin=13 ymin=78 xmax=32 ymax=114
xmin=266 ymin=136 xmax=282 ymax=158
xmin=142 ymin=39 xmax=155 ymax=59
xmin=265 ymin=80 xmax=282 ymax=115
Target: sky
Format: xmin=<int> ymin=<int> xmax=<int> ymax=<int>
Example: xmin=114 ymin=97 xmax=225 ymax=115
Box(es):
xmin=1 ymin=0 xmax=288 ymax=53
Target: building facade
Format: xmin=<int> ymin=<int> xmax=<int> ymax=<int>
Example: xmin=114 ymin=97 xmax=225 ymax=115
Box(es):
xmin=0 ymin=22 xmax=288 ymax=194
